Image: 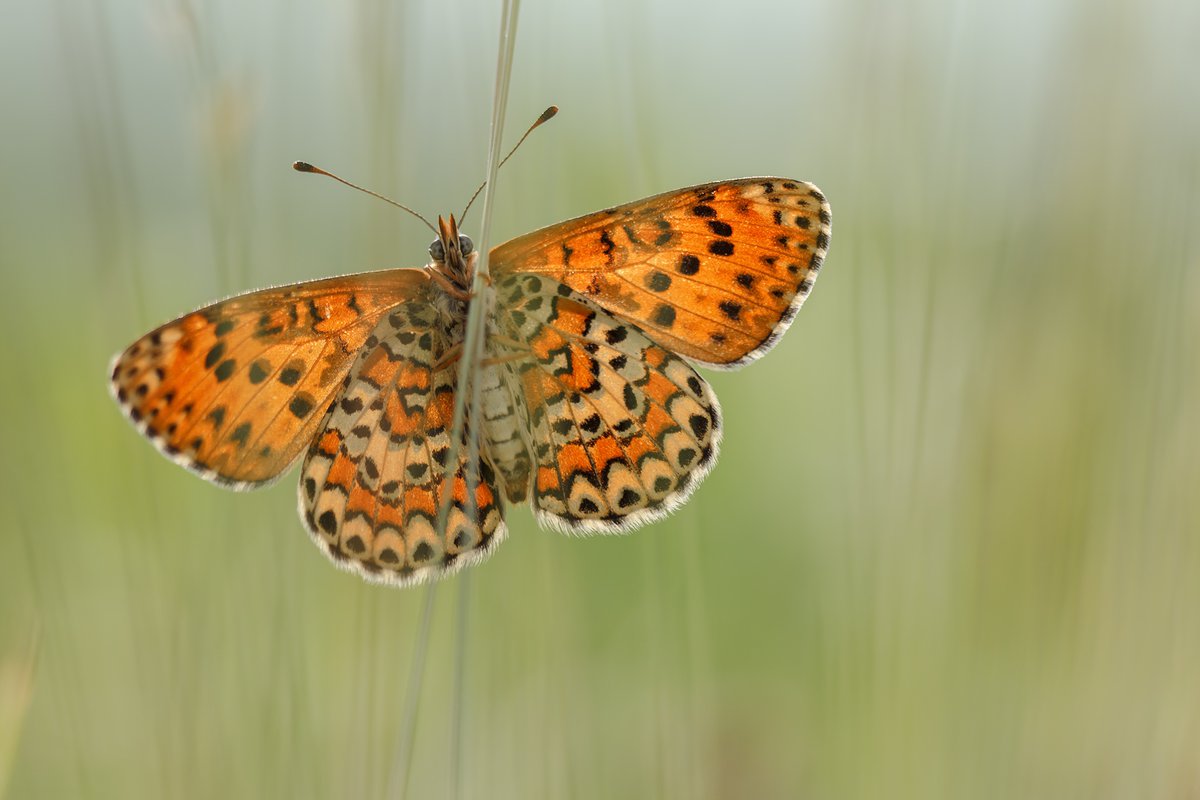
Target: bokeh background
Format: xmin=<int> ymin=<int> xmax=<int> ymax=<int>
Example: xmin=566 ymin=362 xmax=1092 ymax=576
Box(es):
xmin=2 ymin=0 xmax=1199 ymax=797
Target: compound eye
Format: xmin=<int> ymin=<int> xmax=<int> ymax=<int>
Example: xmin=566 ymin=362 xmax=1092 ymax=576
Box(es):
xmin=458 ymin=235 xmax=474 ymax=256
xmin=428 ymin=239 xmax=445 ymax=261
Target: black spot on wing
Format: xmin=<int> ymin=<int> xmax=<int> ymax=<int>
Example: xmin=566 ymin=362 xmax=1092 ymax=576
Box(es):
xmin=289 ymin=393 xmax=316 ymax=419
xmin=645 ymin=271 xmax=672 ymax=292
xmin=205 ymin=342 xmax=225 ymax=369
xmin=678 ymin=254 xmax=700 ymax=275
xmin=652 ymin=304 xmax=677 ymax=328
xmin=249 ymin=359 xmax=270 ymax=384
xmin=279 ymin=364 xmax=302 ymax=386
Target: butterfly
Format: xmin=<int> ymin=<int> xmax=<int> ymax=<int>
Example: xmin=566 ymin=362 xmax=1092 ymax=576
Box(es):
xmin=110 ymin=176 xmax=830 ymax=586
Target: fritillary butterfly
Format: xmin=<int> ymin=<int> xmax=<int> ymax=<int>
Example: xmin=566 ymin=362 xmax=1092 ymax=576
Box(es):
xmin=110 ymin=177 xmax=830 ymax=586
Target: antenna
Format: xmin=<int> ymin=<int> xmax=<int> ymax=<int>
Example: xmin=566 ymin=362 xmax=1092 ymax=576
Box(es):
xmin=459 ymin=105 xmax=558 ymax=221
xmin=292 ymin=161 xmax=438 ymax=234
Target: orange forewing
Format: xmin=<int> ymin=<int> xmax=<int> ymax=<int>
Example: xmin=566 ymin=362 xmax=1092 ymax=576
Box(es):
xmin=489 ymin=178 xmax=830 ymax=368
xmin=110 ymin=269 xmax=429 ymax=486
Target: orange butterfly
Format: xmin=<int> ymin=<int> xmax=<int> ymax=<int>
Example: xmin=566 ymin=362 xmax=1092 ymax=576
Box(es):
xmin=110 ymin=173 xmax=830 ymax=586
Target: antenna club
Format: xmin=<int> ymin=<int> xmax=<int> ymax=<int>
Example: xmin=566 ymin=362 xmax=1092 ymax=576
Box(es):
xmin=459 ymin=104 xmax=560 ymax=222
xmin=293 ymin=161 xmax=316 ymax=172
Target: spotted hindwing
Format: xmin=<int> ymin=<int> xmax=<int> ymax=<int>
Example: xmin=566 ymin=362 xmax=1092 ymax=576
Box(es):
xmin=110 ymin=270 xmax=428 ymax=487
xmin=299 ymin=297 xmax=505 ymax=585
xmin=489 ymin=274 xmax=721 ymax=533
xmin=490 ymin=178 xmax=830 ymax=369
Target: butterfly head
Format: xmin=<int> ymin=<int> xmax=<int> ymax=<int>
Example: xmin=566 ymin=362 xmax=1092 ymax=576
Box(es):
xmin=428 ymin=214 xmax=476 ymax=294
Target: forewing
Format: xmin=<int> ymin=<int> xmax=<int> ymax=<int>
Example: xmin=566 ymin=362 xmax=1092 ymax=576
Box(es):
xmin=490 ymin=178 xmax=830 ymax=369
xmin=110 ymin=269 xmax=427 ymax=487
xmin=491 ymin=274 xmax=721 ymax=533
xmin=300 ymin=299 xmax=505 ymax=586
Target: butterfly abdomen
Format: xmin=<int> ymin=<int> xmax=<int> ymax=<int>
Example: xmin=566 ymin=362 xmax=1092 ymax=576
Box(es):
xmin=478 ymin=360 xmax=533 ymax=503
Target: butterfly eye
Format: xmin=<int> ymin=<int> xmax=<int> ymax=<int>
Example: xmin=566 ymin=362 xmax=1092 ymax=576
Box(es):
xmin=428 ymin=239 xmax=445 ymax=261
xmin=458 ymin=235 xmax=474 ymax=256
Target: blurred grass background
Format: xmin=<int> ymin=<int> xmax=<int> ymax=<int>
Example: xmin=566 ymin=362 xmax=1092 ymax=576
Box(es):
xmin=2 ymin=0 xmax=1199 ymax=797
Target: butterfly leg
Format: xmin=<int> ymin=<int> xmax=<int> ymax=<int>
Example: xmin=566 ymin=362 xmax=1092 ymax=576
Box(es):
xmin=486 ymin=333 xmax=529 ymax=354
xmin=480 ymin=351 xmax=530 ymax=368
xmin=433 ymin=342 xmax=463 ymax=372
xmin=423 ymin=266 xmax=472 ymax=301
xmin=433 ymin=337 xmax=529 ymax=373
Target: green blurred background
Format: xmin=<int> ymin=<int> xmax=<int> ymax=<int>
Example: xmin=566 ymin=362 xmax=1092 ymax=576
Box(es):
xmin=2 ymin=0 xmax=1198 ymax=797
